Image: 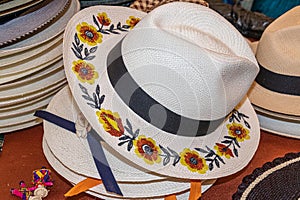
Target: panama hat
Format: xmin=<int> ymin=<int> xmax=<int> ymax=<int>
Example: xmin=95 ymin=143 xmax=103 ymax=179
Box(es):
xmin=42 ymin=85 xmax=216 ymax=198
xmin=63 ymin=3 xmax=260 ymax=179
xmin=248 ymin=6 xmax=300 ymax=117
xmin=247 ymin=6 xmax=300 ymax=138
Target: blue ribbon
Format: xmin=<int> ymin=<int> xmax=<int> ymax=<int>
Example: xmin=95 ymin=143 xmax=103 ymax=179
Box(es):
xmin=34 ymin=110 xmax=123 ymax=196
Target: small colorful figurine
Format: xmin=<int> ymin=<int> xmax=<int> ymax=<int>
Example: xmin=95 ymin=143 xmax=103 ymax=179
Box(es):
xmin=10 ymin=181 xmax=36 ymax=200
xmin=10 ymin=167 xmax=53 ymax=200
xmin=32 ymin=167 xmax=53 ymax=188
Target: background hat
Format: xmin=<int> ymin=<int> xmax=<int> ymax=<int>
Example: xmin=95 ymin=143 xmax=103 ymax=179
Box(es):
xmin=129 ymin=0 xmax=209 ymax=13
xmin=63 ymin=2 xmax=260 ymax=179
xmin=248 ymin=6 xmax=300 ymax=117
xmin=0 ymin=0 xmax=70 ymax=47
xmin=0 ymin=0 xmax=80 ymax=134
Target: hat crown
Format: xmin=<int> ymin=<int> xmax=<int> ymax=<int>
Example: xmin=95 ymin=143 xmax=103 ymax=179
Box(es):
xmin=256 ymin=6 xmax=300 ymax=76
xmin=121 ymin=2 xmax=259 ymax=120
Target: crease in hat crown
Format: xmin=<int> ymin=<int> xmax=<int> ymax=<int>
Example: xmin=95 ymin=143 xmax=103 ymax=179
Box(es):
xmin=119 ymin=2 xmax=259 ymax=122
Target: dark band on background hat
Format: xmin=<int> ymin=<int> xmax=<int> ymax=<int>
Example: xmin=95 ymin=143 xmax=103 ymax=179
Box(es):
xmin=107 ymin=39 xmax=224 ymax=137
xmin=255 ymin=63 xmax=300 ymax=96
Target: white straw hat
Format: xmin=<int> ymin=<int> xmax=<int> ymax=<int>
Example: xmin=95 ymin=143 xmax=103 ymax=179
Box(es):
xmin=63 ymin=3 xmax=260 ymax=179
xmin=248 ymin=6 xmax=300 ymax=117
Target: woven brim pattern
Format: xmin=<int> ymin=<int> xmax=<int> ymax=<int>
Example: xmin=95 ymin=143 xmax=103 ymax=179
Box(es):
xmin=233 ymin=152 xmax=300 ymax=200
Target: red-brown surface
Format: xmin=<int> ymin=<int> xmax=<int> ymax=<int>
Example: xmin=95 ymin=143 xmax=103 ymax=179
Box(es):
xmin=1 ymin=124 xmax=299 ymax=200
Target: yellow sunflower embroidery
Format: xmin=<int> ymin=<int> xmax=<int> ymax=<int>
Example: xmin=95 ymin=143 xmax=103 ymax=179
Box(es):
xmin=72 ymin=60 xmax=98 ymax=84
xmin=180 ymin=148 xmax=208 ymax=174
xmin=133 ymin=135 xmax=161 ymax=165
xmin=227 ymin=123 xmax=250 ymax=142
xmin=76 ymin=22 xmax=102 ymax=46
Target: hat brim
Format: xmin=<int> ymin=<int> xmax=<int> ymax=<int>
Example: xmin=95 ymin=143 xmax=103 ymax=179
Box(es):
xmin=253 ymin=105 xmax=300 ymax=139
xmin=63 ymin=5 xmax=260 ymax=179
xmin=44 ymin=86 xmax=170 ymax=182
xmin=42 ymin=136 xmax=216 ymax=199
xmin=248 ymin=82 xmax=300 ymax=116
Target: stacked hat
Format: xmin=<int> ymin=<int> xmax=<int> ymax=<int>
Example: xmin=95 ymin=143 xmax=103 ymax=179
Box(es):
xmin=42 ymin=86 xmax=217 ymax=199
xmin=0 ymin=0 xmax=80 ymax=133
xmin=248 ymin=6 xmax=300 ymax=139
xmin=39 ymin=2 xmax=261 ymax=199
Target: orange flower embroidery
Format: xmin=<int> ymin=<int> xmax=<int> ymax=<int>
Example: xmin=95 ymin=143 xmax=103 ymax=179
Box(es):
xmin=76 ymin=22 xmax=102 ymax=46
xmin=126 ymin=16 xmax=140 ymax=29
xmin=97 ymin=12 xmax=111 ymax=26
xmin=227 ymin=123 xmax=250 ymax=142
xmin=97 ymin=109 xmax=124 ymax=137
xmin=214 ymin=143 xmax=234 ymax=159
xmin=72 ymin=60 xmax=98 ymax=84
xmin=180 ymin=148 xmax=208 ymax=174
xmin=133 ymin=135 xmax=161 ymax=165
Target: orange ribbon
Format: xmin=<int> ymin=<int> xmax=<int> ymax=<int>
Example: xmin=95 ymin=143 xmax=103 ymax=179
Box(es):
xmin=189 ymin=180 xmax=202 ymax=200
xmin=64 ymin=178 xmax=202 ymax=199
xmin=64 ymin=177 xmax=102 ymax=197
xmin=165 ymin=194 xmax=177 ymax=200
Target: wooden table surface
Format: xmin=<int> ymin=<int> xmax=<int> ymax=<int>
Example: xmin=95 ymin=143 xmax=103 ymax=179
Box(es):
xmin=1 ymin=124 xmax=299 ymax=200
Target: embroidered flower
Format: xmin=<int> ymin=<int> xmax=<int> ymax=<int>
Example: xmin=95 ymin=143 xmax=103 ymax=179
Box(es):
xmin=126 ymin=16 xmax=140 ymax=29
xmin=97 ymin=12 xmax=111 ymax=26
xmin=97 ymin=109 xmax=124 ymax=137
xmin=180 ymin=148 xmax=208 ymax=174
xmin=214 ymin=143 xmax=234 ymax=159
xmin=133 ymin=135 xmax=161 ymax=165
xmin=227 ymin=123 xmax=250 ymax=142
xmin=76 ymin=22 xmax=102 ymax=46
xmin=72 ymin=60 xmax=98 ymax=84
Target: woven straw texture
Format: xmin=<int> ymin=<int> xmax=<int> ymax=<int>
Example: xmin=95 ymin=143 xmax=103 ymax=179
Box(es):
xmin=129 ymin=0 xmax=208 ymax=13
